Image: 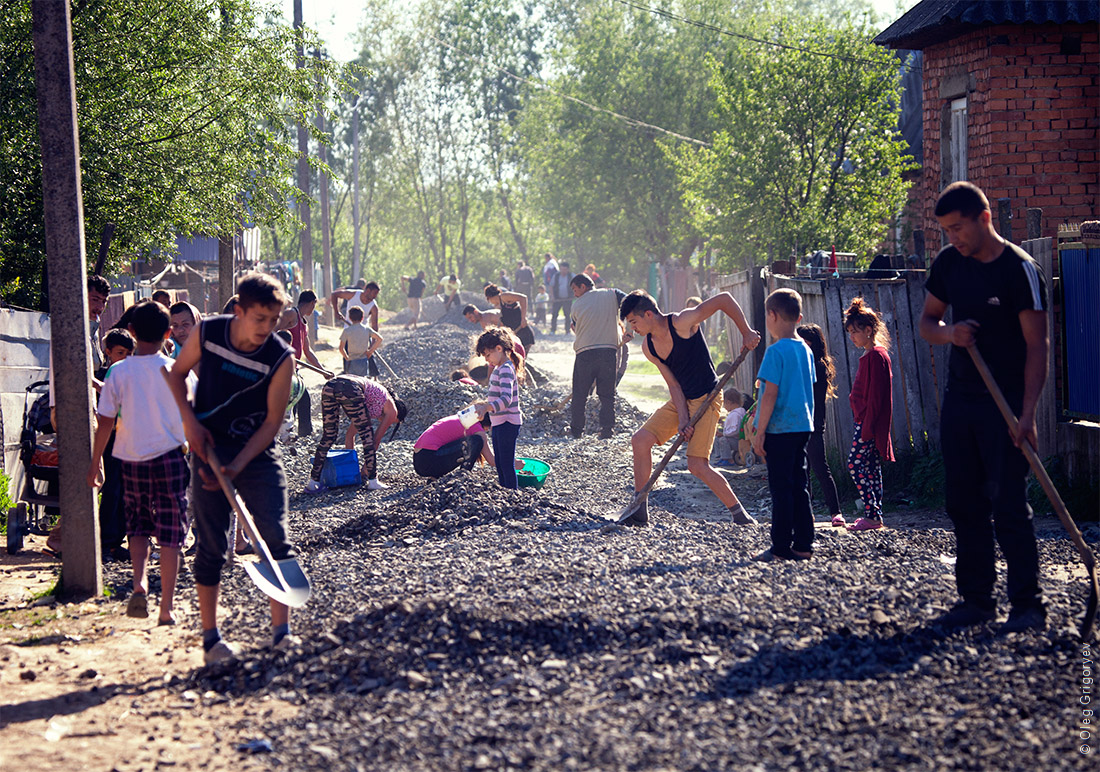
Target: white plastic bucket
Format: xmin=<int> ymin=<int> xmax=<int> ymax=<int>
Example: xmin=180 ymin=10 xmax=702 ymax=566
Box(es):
xmin=457 ymin=405 xmax=479 ymax=429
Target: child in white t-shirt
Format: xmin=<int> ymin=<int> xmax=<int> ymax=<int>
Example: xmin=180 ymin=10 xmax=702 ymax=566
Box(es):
xmin=87 ymin=300 xmax=189 ymax=625
xmin=534 ymin=285 xmax=549 ymax=324
xmin=339 ymin=305 xmax=382 ymax=377
xmin=716 ymin=387 xmax=747 ymax=466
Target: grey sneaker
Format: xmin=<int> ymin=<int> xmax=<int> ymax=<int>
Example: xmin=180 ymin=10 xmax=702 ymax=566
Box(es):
xmin=203 ymin=639 xmax=241 ymax=665
xmin=273 ymin=634 xmax=302 ymax=652
xmin=620 ymin=497 xmax=649 ymax=527
xmin=731 ymin=504 xmax=757 ymax=525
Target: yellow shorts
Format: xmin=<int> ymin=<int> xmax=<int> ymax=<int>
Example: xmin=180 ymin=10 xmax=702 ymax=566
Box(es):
xmin=641 ymin=393 xmax=722 ymax=458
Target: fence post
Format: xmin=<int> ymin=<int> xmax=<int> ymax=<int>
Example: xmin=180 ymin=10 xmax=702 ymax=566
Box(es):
xmin=1027 ymin=208 xmax=1043 ymax=240
xmin=997 ymin=198 xmax=1013 ymax=242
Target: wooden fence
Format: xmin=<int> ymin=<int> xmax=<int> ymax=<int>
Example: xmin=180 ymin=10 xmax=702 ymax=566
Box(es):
xmin=710 ymin=235 xmax=1095 ymax=482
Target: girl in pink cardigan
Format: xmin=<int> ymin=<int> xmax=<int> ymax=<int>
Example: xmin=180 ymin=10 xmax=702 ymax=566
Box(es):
xmin=844 ymin=297 xmax=895 ymax=531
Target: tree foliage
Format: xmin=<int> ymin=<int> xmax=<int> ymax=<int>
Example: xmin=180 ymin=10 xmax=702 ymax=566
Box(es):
xmin=0 ymin=0 xmax=342 ymax=309
xmin=668 ymin=14 xmax=916 ymax=270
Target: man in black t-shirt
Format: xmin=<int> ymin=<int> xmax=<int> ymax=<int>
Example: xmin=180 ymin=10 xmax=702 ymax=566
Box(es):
xmin=919 ymin=181 xmax=1048 ymax=635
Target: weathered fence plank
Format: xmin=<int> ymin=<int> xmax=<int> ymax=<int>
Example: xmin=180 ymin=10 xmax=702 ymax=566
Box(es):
xmin=1022 ymin=237 xmax=1055 ymax=456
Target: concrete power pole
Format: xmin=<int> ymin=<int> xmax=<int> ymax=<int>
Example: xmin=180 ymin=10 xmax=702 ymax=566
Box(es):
xmin=294 ymin=0 xmax=313 ymax=292
xmin=218 ymin=234 xmax=234 ymax=309
xmin=31 ymin=0 xmax=102 ymax=596
xmin=351 ymin=102 xmax=361 ymax=285
xmin=316 ymin=49 xmax=333 ymax=324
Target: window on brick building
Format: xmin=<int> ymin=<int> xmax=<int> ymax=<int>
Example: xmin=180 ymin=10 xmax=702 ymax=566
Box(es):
xmin=948 ymin=97 xmax=968 ymax=182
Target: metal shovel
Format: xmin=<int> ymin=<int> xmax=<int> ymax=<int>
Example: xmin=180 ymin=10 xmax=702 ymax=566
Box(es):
xmin=206 ymin=454 xmax=311 ymax=608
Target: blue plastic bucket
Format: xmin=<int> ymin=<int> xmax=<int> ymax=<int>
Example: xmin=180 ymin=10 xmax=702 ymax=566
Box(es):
xmin=321 ymin=448 xmax=361 ymax=487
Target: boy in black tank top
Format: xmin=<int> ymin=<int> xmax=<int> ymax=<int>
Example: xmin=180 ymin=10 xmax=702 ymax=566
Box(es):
xmin=166 ymin=273 xmax=299 ymax=664
xmin=619 ymin=291 xmax=762 ymax=527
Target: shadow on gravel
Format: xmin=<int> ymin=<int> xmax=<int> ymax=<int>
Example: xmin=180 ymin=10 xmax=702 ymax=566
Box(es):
xmin=188 ymin=599 xmax=751 ymax=697
xmin=709 ymin=624 xmax=1078 ymax=699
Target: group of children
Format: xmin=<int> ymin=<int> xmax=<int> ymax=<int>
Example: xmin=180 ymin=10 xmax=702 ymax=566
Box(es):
xmin=80 ymin=265 xmax=893 ymax=662
xmin=716 ymin=300 xmax=894 ymax=534
xmin=748 ymin=288 xmax=894 ymax=562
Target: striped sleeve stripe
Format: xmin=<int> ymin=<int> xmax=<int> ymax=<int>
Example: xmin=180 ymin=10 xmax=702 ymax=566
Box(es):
xmin=1021 ymin=259 xmax=1043 ymax=311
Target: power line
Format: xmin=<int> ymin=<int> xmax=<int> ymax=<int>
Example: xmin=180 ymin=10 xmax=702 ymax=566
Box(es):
xmin=426 ymin=34 xmax=712 ymax=147
xmin=612 ymin=0 xmax=921 ymax=73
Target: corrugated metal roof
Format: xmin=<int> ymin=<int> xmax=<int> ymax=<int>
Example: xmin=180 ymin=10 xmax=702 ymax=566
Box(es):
xmin=875 ymin=0 xmax=1100 ymax=49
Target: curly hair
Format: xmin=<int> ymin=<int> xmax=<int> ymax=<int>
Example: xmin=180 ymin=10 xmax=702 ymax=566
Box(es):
xmin=844 ymin=297 xmax=891 ymax=351
xmin=797 ymin=323 xmax=836 ymax=399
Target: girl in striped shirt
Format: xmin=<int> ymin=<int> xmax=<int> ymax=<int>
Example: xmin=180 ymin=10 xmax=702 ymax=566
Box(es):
xmin=473 ymin=327 xmax=524 ymax=489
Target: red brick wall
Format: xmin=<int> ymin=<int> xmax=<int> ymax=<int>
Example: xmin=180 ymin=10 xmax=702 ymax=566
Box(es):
xmin=919 ymin=23 xmax=1099 ymax=256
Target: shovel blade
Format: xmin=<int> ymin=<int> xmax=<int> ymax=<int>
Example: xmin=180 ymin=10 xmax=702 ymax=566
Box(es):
xmin=615 ymin=498 xmax=642 ymax=524
xmin=242 ymin=558 xmax=312 ymax=608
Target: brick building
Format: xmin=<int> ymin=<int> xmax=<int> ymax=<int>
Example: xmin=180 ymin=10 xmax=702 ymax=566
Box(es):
xmin=875 ymin=0 xmax=1099 ymax=256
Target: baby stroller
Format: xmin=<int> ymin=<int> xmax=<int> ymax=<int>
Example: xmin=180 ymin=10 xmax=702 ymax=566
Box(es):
xmin=737 ymin=399 xmax=762 ymax=471
xmin=6 ymin=380 xmax=59 ymax=554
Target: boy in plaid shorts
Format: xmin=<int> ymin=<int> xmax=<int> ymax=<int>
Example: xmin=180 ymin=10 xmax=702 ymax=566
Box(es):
xmin=88 ymin=300 xmax=189 ymax=624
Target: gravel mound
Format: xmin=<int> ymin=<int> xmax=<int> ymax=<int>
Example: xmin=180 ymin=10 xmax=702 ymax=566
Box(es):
xmin=167 ymin=324 xmax=1096 ymax=772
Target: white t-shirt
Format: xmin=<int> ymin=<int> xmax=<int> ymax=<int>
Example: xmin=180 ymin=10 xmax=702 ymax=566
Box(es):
xmin=346 ymin=293 xmax=377 ymax=327
xmin=723 ymin=406 xmax=746 ymax=438
xmin=340 ymin=323 xmax=380 ymax=359
xmin=97 ymin=353 xmax=187 ymax=462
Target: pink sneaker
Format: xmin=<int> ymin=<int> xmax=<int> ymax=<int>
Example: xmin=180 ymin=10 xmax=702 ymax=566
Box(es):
xmin=847 ymin=517 xmax=883 ymax=532
xmin=830 ymin=514 xmax=846 ymax=527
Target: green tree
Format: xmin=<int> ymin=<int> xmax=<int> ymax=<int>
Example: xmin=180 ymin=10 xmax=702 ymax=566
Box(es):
xmin=669 ymin=14 xmax=916 ymax=269
xmin=520 ymin=0 xmax=750 ymax=284
xmin=0 ymin=0 xmax=342 ymax=309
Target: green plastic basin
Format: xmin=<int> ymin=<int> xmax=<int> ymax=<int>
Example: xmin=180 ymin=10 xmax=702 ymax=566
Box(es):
xmin=516 ymin=457 xmax=551 ymax=488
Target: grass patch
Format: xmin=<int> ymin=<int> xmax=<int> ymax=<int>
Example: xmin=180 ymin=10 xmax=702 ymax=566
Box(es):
xmin=0 ymin=470 xmax=15 ymax=534
xmin=624 ymin=357 xmax=660 ymax=376
xmin=30 ymin=575 xmax=60 ymax=602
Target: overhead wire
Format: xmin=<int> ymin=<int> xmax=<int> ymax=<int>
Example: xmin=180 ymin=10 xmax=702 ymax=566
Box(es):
xmin=424 ymin=2 xmax=912 ymax=148
xmin=612 ymin=0 xmax=921 ymax=73
xmin=425 ymin=34 xmax=711 ymax=146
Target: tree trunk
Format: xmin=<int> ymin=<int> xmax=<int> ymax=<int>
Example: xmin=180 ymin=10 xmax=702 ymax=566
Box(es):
xmin=294 ymin=0 xmax=312 ymax=291
xmin=316 ymin=51 xmax=333 ymax=323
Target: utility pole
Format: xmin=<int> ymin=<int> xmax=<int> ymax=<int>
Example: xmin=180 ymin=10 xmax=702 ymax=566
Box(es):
xmin=218 ymin=234 xmax=234 ymax=309
xmin=294 ymin=0 xmax=313 ymax=291
xmin=351 ymin=101 xmax=361 ymax=285
xmin=31 ymin=0 xmax=102 ymax=596
xmin=316 ymin=48 xmax=333 ymax=324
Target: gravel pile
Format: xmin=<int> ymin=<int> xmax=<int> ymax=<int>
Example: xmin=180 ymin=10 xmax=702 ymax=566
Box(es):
xmin=161 ymin=324 xmax=1096 ymax=771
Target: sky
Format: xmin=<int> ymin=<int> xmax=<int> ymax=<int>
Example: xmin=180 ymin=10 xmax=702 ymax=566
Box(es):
xmin=284 ymin=0 xmax=909 ymax=64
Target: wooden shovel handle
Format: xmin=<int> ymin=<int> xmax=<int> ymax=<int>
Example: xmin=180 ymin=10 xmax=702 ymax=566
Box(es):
xmin=965 ymin=346 xmax=1095 ymax=567
xmin=204 ymin=449 xmax=280 ymax=572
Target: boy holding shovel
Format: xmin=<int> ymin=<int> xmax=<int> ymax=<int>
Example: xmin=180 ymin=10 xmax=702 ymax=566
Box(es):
xmin=166 ymin=273 xmax=300 ymax=664
xmin=619 ymin=291 xmax=761 ymax=526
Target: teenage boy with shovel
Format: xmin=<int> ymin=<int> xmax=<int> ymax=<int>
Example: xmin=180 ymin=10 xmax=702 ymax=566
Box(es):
xmin=920 ymin=181 xmax=1048 ymax=634
xmin=619 ymin=291 xmax=761 ymax=526
xmin=167 ymin=273 xmax=301 ymax=664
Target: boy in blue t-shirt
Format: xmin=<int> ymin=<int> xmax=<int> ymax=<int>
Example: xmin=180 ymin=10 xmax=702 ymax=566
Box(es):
xmin=166 ymin=273 xmax=297 ymax=665
xmin=751 ymin=288 xmax=816 ymax=561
